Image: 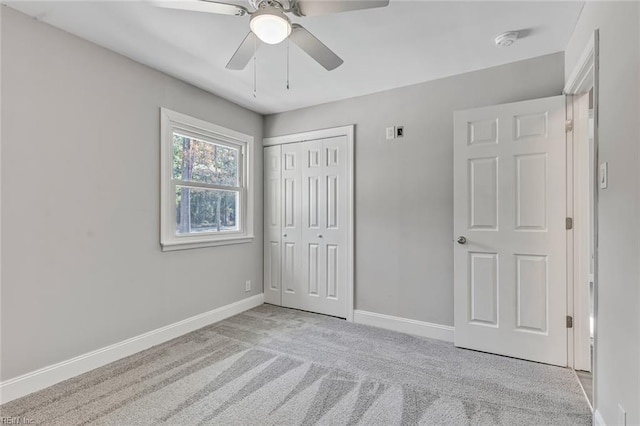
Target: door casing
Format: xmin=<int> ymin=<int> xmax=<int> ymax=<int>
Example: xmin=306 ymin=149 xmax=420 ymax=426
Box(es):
xmin=564 ymin=29 xmax=599 ymax=411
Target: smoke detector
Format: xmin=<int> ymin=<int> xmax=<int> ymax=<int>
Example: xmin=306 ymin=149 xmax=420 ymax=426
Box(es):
xmin=494 ymin=31 xmax=519 ymax=48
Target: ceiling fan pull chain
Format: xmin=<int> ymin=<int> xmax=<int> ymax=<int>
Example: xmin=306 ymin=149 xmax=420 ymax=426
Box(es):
xmin=253 ymin=36 xmax=257 ymax=98
xmin=286 ymin=37 xmax=290 ymax=90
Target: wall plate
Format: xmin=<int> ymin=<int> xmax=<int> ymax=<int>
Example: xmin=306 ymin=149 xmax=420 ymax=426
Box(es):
xmin=599 ymin=162 xmax=608 ymax=189
xmin=386 ymin=127 xmax=395 ymax=140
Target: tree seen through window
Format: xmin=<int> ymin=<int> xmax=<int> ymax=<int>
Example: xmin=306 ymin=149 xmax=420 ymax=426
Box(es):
xmin=172 ymin=134 xmax=240 ymax=234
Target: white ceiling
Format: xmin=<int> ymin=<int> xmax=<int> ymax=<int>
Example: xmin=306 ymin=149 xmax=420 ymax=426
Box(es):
xmin=6 ymin=1 xmax=584 ymax=115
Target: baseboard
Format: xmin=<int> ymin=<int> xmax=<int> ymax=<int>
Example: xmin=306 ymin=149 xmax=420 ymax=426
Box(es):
xmin=594 ymin=409 xmax=606 ymax=426
xmin=353 ymin=310 xmax=454 ymax=342
xmin=0 ymin=294 xmax=264 ymax=404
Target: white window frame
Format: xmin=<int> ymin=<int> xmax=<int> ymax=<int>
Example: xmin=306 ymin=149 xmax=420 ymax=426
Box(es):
xmin=160 ymin=108 xmax=254 ymax=251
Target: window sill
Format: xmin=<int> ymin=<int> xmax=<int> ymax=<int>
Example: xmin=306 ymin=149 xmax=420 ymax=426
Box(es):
xmin=161 ymin=235 xmax=254 ymax=252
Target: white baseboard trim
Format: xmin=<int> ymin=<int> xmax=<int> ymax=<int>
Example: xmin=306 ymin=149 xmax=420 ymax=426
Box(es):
xmin=353 ymin=310 xmax=454 ymax=342
xmin=0 ymin=293 xmax=264 ymax=404
xmin=594 ymin=409 xmax=606 ymax=426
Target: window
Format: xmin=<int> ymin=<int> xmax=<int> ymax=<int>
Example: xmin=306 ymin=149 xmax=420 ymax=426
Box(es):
xmin=160 ymin=108 xmax=253 ymax=251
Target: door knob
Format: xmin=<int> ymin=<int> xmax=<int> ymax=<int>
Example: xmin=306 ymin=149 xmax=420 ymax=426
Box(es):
xmin=457 ymin=236 xmax=467 ymax=245
xmin=283 ymin=233 xmax=287 ymax=238
xmin=317 ymin=234 xmax=323 ymax=238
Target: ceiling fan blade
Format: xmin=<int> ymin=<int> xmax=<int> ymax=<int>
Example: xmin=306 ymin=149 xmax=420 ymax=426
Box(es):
xmin=293 ymin=0 xmax=389 ymax=17
xmin=226 ymin=32 xmax=260 ymax=70
xmin=151 ymin=0 xmax=248 ymax=16
xmin=289 ymin=24 xmax=343 ymax=71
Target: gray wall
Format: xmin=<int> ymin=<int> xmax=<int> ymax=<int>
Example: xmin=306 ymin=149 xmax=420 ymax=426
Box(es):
xmin=0 ymin=7 xmax=263 ymax=381
xmin=565 ymin=2 xmax=640 ymax=424
xmin=265 ymin=53 xmax=565 ymax=326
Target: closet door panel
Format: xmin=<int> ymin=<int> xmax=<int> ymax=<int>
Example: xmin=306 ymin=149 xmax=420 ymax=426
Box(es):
xmin=321 ymin=137 xmax=349 ymax=311
xmin=263 ymin=145 xmax=282 ymax=305
xmin=302 ymin=140 xmax=327 ymax=301
xmin=281 ymin=143 xmax=303 ymax=308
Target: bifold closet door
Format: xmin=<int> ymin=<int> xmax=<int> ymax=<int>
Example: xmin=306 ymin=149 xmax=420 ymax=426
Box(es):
xmin=281 ymin=137 xmax=349 ymax=318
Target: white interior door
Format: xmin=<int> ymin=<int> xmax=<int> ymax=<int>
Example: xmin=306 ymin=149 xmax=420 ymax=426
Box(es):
xmin=453 ymin=95 xmax=568 ymax=366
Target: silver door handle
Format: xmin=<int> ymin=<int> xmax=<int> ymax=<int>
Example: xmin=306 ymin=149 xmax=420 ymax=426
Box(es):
xmin=457 ymin=236 xmax=467 ymax=245
xmin=317 ymin=234 xmax=323 ymax=238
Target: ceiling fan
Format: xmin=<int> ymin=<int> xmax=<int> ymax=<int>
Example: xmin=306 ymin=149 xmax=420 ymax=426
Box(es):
xmin=153 ymin=0 xmax=389 ymax=71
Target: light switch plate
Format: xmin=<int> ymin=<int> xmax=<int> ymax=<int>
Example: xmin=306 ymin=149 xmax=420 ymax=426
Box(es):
xmin=599 ymin=162 xmax=608 ymax=189
xmin=386 ymin=127 xmax=395 ymax=140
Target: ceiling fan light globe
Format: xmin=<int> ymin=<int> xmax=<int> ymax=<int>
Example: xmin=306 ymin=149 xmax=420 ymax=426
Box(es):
xmin=250 ymin=11 xmax=291 ymax=45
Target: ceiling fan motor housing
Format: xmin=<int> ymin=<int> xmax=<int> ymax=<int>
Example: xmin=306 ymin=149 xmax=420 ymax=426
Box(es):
xmin=249 ymin=0 xmax=291 ymax=10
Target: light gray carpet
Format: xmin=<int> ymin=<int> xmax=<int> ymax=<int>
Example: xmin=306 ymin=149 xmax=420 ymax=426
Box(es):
xmin=1 ymin=304 xmax=591 ymax=425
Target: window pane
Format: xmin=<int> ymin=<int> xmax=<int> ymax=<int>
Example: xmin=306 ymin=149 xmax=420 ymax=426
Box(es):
xmin=172 ymin=133 xmax=239 ymax=186
xmin=175 ymin=186 xmax=239 ymax=234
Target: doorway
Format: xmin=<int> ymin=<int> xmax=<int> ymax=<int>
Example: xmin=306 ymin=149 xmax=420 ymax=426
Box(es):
xmin=565 ymin=30 xmax=599 ymax=409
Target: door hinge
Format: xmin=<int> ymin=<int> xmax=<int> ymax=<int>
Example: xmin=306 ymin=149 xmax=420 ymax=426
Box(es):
xmin=566 ymin=217 xmax=573 ymax=230
xmin=566 ymin=316 xmax=573 ymax=328
xmin=565 ymin=120 xmax=573 ymax=133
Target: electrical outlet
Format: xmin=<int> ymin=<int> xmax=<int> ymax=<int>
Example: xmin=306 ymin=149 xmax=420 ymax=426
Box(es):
xmin=385 ymin=126 xmax=395 ymax=140
xmin=396 ymin=126 xmax=404 ymax=138
xmin=618 ymin=403 xmax=626 ymax=426
xmin=245 ymin=280 xmax=251 ymax=292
